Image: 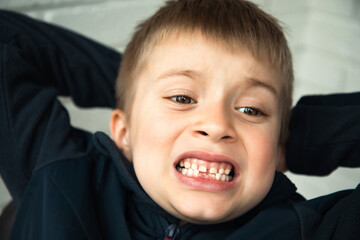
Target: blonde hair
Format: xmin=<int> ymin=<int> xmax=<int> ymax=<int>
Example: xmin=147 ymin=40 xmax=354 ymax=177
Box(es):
xmin=116 ymin=0 xmax=294 ymax=143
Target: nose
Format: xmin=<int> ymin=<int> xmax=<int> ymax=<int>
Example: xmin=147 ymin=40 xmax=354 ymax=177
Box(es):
xmin=191 ymin=103 xmax=236 ymax=142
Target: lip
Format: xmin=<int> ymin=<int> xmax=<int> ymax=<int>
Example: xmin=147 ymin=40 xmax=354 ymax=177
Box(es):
xmin=173 ymin=151 xmax=240 ymax=192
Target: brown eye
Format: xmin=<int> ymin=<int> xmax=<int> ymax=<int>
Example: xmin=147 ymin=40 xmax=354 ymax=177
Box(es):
xmin=171 ymin=96 xmax=195 ymax=104
xmin=237 ymin=107 xmax=260 ymax=116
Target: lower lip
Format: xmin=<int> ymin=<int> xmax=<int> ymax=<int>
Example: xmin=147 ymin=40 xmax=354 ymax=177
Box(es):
xmin=174 ymin=168 xmax=238 ymax=192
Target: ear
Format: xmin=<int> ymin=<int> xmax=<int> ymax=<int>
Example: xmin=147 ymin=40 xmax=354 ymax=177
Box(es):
xmin=110 ymin=109 xmax=131 ymax=160
xmin=275 ymin=144 xmax=287 ymax=172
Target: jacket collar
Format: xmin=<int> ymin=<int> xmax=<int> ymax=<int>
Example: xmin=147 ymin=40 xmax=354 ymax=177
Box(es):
xmin=93 ymin=131 xmax=298 ymax=227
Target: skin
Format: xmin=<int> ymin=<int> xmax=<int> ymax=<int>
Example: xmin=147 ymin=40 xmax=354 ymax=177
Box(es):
xmin=111 ymin=32 xmax=284 ymax=224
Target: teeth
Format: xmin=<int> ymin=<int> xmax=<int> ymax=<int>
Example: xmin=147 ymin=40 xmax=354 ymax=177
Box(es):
xmin=178 ymin=167 xmax=232 ymax=182
xmin=221 ymin=174 xmax=226 ymax=182
xmin=177 ymin=158 xmax=234 ymax=182
xmin=199 ymin=166 xmax=207 ymax=173
xmin=209 ymin=168 xmax=217 ymax=174
xmin=191 ymin=163 xmax=198 ymax=170
xmin=208 ymin=173 xmax=216 ymax=180
xmin=216 ymin=173 xmax=221 ymax=180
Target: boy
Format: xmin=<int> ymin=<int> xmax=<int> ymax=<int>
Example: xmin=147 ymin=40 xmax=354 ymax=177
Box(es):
xmin=0 ymin=0 xmax=359 ymax=239
xmin=110 ymin=0 xmax=293 ymax=225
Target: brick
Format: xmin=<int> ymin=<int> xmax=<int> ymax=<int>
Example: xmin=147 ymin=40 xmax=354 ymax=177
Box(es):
xmin=0 ymin=0 xmax=100 ymax=10
xmin=0 ymin=178 xmax=11 ymax=210
xmin=273 ymin=11 xmax=309 ymax=49
xmin=308 ymin=0 xmax=355 ymax=17
xmin=41 ymin=1 xmax=165 ymax=48
xmin=292 ymin=80 xmax=336 ymax=105
xmin=248 ymin=1 xmax=310 ymax=55
xmin=304 ymin=10 xmax=360 ymax=62
xmin=250 ymin=0 xmax=273 ymax=13
xmin=60 ymin=98 xmax=112 ymax=134
xmin=294 ymin=49 xmax=347 ymax=92
xmin=285 ymin=168 xmax=360 ymax=199
xmin=269 ymin=0 xmax=307 ymax=15
xmin=345 ymin=64 xmax=360 ymax=92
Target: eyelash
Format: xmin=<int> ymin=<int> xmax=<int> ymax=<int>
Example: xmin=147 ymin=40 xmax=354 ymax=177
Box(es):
xmin=167 ymin=96 xmax=265 ymax=117
xmin=169 ymin=95 xmax=196 ymax=104
xmin=236 ymin=107 xmax=264 ymax=117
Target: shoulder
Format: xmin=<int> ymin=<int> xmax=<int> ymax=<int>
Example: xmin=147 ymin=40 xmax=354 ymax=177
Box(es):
xmin=291 ymin=187 xmax=360 ymax=240
xmin=32 ymin=146 xmax=120 ymax=196
xmin=13 ymin=149 xmax=124 ymax=239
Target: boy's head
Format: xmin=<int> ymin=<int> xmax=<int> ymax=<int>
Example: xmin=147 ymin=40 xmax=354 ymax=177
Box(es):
xmin=111 ymin=0 xmax=294 ymax=224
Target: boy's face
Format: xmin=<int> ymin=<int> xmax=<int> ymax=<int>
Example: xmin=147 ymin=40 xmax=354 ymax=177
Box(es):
xmin=111 ymin=33 xmax=283 ymax=224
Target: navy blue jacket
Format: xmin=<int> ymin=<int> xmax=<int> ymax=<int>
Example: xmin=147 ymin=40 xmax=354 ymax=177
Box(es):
xmin=0 ymin=10 xmax=359 ymax=240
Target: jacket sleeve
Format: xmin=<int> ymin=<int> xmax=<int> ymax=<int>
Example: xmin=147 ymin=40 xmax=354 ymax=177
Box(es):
xmin=0 ymin=10 xmax=121 ymax=203
xmin=286 ymin=92 xmax=360 ymax=175
xmin=9 ymin=160 xmax=104 ymax=240
xmin=9 ymin=171 xmax=88 ymax=240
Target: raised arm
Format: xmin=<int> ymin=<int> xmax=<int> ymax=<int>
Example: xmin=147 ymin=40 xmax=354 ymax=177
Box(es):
xmin=0 ymin=10 xmax=121 ymax=203
xmin=286 ymin=92 xmax=360 ymax=175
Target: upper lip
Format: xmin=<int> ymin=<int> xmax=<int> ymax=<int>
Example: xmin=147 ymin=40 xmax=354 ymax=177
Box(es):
xmin=174 ymin=150 xmax=239 ymax=174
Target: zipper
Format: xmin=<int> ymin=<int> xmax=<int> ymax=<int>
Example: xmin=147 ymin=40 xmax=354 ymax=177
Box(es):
xmin=164 ymin=223 xmax=180 ymax=240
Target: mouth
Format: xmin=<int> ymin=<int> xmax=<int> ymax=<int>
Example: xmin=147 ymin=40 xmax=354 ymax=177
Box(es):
xmin=176 ymin=158 xmax=234 ymax=182
xmin=174 ymin=151 xmax=237 ymax=185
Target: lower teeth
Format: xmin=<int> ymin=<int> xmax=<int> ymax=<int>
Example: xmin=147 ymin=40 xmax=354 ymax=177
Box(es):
xmin=177 ymin=166 xmax=233 ymax=182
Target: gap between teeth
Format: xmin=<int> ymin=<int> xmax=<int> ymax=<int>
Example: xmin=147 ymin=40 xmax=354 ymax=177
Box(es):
xmin=177 ymin=160 xmax=234 ymax=182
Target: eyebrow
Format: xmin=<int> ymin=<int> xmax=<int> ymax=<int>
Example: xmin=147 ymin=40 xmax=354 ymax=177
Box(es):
xmin=245 ymin=77 xmax=278 ymax=97
xmin=156 ymin=69 xmax=278 ymax=97
xmin=156 ymin=69 xmax=203 ymax=81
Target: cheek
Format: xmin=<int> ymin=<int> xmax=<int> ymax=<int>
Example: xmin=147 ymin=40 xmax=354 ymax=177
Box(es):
xmin=130 ymin=115 xmax=177 ymax=153
xmin=239 ymin=126 xmax=278 ymax=202
xmin=128 ymin=108 xmax=181 ymax=177
xmin=244 ymin=125 xmax=279 ymax=174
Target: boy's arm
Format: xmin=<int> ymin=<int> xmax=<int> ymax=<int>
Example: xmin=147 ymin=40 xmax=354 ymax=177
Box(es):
xmin=0 ymin=10 xmax=121 ymax=203
xmin=286 ymin=92 xmax=360 ymax=175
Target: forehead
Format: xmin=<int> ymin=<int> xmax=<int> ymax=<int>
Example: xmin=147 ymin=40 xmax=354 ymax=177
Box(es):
xmin=138 ymin=32 xmax=281 ymax=94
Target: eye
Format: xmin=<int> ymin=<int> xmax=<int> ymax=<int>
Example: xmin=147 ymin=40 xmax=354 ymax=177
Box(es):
xmin=170 ymin=95 xmax=196 ymax=104
xmin=237 ymin=107 xmax=261 ymax=116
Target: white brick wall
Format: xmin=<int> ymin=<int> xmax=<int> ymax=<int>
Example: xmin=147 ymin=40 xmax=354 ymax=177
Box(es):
xmin=0 ymin=0 xmax=359 ymax=209
xmin=40 ymin=1 xmax=165 ymax=50
xmin=0 ymin=0 xmax=98 ymax=9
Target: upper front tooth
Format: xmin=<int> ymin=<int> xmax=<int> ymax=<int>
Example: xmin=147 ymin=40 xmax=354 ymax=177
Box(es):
xmin=209 ymin=168 xmax=217 ymax=174
xmin=191 ymin=163 xmax=198 ymax=170
xmin=199 ymin=166 xmax=207 ymax=173
xmin=219 ymin=168 xmax=224 ymax=174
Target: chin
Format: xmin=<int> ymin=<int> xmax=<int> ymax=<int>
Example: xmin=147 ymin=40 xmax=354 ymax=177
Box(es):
xmin=174 ymin=201 xmax=238 ymax=225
